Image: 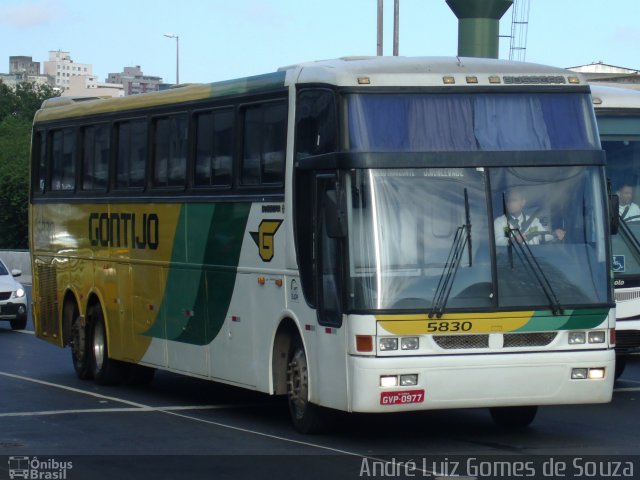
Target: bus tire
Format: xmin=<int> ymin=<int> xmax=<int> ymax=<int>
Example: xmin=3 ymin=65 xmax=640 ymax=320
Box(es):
xmin=615 ymin=355 xmax=627 ymax=380
xmin=287 ymin=336 xmax=331 ymax=434
xmin=89 ymin=305 xmax=125 ymax=385
xmin=489 ymin=406 xmax=538 ymax=428
xmin=67 ymin=301 xmax=92 ymax=380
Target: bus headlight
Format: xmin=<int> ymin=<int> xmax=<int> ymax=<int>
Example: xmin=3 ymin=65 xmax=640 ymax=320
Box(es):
xmin=400 ymin=374 xmax=418 ymax=386
xmin=588 ymin=368 xmax=605 ymax=379
xmin=379 ymin=338 xmax=398 ymax=351
xmin=401 ymin=337 xmax=419 ymax=350
xmin=571 ymin=368 xmax=588 ymax=379
xmin=588 ymin=331 xmax=606 ymax=344
xmin=568 ymin=332 xmax=586 ymax=344
xmin=380 ymin=375 xmax=398 ymax=387
xmin=571 ymin=368 xmax=606 ymax=379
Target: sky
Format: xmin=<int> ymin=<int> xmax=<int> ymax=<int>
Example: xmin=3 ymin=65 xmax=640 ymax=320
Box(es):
xmin=1 ymin=0 xmax=640 ymax=85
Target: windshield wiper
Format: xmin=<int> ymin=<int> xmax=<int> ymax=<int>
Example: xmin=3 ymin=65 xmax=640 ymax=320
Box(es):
xmin=505 ymin=225 xmax=564 ymax=316
xmin=618 ymin=217 xmax=640 ymax=254
xmin=429 ymin=189 xmax=472 ymax=318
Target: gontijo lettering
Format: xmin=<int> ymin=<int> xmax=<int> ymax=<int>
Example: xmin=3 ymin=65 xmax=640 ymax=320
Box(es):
xmin=89 ymin=212 xmax=159 ymax=249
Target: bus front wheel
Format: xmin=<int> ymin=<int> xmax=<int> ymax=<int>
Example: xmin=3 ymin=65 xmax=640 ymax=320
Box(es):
xmin=89 ymin=305 xmax=125 ymax=385
xmin=489 ymin=406 xmax=538 ymax=428
xmin=287 ymin=337 xmax=329 ymax=434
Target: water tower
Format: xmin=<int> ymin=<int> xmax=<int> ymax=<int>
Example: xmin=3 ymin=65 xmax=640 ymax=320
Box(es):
xmin=446 ymin=0 xmax=513 ymax=59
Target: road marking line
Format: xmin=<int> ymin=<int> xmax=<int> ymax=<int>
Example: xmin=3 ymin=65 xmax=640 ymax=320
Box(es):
xmin=0 ymin=371 xmax=147 ymax=408
xmin=0 ymin=404 xmax=262 ymax=418
xmin=618 ymin=379 xmax=640 ymax=385
xmin=0 ymin=371 xmax=437 ymax=475
xmin=15 ymin=329 xmax=35 ymax=335
xmin=613 ymin=387 xmax=640 ymax=392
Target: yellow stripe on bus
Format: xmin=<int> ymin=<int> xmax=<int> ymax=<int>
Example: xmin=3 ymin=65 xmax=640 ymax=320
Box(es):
xmin=377 ymin=311 xmax=534 ymax=335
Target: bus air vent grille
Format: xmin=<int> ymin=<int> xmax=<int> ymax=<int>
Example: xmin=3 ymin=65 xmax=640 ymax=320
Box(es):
xmin=433 ymin=334 xmax=489 ymax=349
xmin=503 ymin=332 xmax=557 ymax=347
xmin=615 ymin=290 xmax=640 ymax=302
xmin=37 ymin=261 xmax=58 ymax=336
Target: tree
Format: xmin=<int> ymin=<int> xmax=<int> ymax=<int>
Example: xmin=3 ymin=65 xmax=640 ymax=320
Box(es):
xmin=0 ymin=80 xmax=59 ymax=248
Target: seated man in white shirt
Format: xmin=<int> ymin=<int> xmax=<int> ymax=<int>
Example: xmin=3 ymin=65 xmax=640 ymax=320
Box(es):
xmin=494 ymin=189 xmax=566 ymax=246
xmin=617 ymin=182 xmax=640 ymax=221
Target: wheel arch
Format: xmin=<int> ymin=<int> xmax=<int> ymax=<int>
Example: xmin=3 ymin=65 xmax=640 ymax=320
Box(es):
xmin=61 ymin=288 xmax=81 ymax=346
xmin=84 ymin=290 xmax=108 ymax=338
xmin=271 ymin=317 xmax=303 ymax=395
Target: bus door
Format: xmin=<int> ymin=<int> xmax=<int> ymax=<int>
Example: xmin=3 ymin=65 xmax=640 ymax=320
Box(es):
xmin=315 ymin=174 xmax=344 ymax=327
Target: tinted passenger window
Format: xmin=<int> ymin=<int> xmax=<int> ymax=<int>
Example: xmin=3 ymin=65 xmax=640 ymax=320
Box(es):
xmin=33 ymin=130 xmax=46 ymax=194
xmin=51 ymin=128 xmax=76 ymax=191
xmin=116 ymin=120 xmax=147 ymax=189
xmin=296 ymin=90 xmax=337 ymax=157
xmin=242 ymin=101 xmax=287 ymax=185
xmin=153 ymin=114 xmax=188 ymax=188
xmin=195 ymin=109 xmax=233 ymax=187
xmin=82 ymin=124 xmax=110 ymax=191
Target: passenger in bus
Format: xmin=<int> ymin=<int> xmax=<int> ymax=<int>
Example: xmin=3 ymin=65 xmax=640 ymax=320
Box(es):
xmin=494 ymin=189 xmax=566 ymax=246
xmin=617 ymin=182 xmax=640 ymax=221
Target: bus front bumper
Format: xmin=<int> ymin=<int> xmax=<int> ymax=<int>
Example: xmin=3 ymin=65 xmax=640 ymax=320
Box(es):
xmin=347 ymin=350 xmax=615 ymax=413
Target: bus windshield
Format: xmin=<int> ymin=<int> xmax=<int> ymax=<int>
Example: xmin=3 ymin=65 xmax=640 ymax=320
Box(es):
xmin=604 ymin=139 xmax=640 ymax=277
xmin=346 ymin=93 xmax=599 ymax=151
xmin=346 ymin=166 xmax=608 ymax=312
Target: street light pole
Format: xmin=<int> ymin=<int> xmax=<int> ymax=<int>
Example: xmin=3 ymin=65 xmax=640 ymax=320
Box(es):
xmin=377 ymin=0 xmax=383 ymax=56
xmin=163 ymin=33 xmax=179 ymax=85
xmin=393 ymin=0 xmax=399 ymax=56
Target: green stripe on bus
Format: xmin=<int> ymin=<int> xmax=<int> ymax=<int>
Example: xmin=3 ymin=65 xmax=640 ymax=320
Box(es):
xmin=513 ymin=308 xmax=609 ymax=332
xmin=145 ymin=202 xmax=251 ymax=345
xmin=209 ymin=71 xmax=287 ymax=98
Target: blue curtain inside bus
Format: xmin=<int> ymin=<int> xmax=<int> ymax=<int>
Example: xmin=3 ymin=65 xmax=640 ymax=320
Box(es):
xmin=347 ymin=93 xmax=596 ymax=151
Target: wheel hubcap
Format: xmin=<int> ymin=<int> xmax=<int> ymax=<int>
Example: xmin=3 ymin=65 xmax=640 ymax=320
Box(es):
xmin=93 ymin=320 xmax=105 ymax=370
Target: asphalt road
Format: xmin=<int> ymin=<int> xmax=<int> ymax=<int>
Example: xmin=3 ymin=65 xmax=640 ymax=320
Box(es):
xmin=1 ymin=287 xmax=638 ymax=480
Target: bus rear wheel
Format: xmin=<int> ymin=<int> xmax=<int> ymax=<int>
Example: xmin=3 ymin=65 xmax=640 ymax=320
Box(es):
xmin=287 ymin=337 xmax=329 ymax=434
xmin=489 ymin=406 xmax=538 ymax=428
xmin=89 ymin=305 xmax=125 ymax=385
xmin=68 ymin=301 xmax=92 ymax=380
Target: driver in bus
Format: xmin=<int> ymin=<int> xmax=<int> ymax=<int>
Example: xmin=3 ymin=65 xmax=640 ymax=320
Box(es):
xmin=617 ymin=181 xmax=640 ymax=221
xmin=494 ymin=188 xmax=566 ymax=246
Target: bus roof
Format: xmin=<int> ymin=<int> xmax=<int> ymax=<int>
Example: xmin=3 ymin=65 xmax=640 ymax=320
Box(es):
xmin=34 ymin=56 xmax=587 ymax=124
xmin=290 ymin=56 xmax=584 ymax=87
xmin=591 ymin=84 xmax=640 ymax=111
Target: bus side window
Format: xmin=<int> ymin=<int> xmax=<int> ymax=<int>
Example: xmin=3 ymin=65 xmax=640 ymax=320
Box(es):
xmin=116 ymin=120 xmax=147 ymax=189
xmin=295 ymin=89 xmax=337 ymax=158
xmin=33 ymin=130 xmax=46 ymax=194
xmin=194 ymin=109 xmax=234 ymax=188
xmin=51 ymin=128 xmax=76 ymax=191
xmin=82 ymin=124 xmax=110 ymax=191
xmin=153 ymin=114 xmax=188 ymax=188
xmin=241 ymin=101 xmax=287 ymax=186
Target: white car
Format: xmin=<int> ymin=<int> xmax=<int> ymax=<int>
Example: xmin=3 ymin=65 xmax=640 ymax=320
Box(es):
xmin=0 ymin=258 xmax=27 ymax=330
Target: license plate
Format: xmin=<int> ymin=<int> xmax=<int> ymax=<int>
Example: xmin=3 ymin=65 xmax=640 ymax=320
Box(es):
xmin=380 ymin=389 xmax=425 ymax=405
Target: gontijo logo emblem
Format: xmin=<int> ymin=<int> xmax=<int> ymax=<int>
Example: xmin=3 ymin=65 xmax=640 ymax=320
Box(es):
xmin=250 ymin=220 xmax=283 ymax=262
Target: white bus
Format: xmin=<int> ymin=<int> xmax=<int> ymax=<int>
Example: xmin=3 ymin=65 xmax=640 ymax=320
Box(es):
xmin=31 ymin=57 xmax=616 ymax=433
xmin=593 ymin=85 xmax=640 ymax=377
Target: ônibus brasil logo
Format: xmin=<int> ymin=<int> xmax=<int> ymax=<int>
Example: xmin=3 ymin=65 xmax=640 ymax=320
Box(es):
xmin=8 ymin=456 xmax=73 ymax=479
